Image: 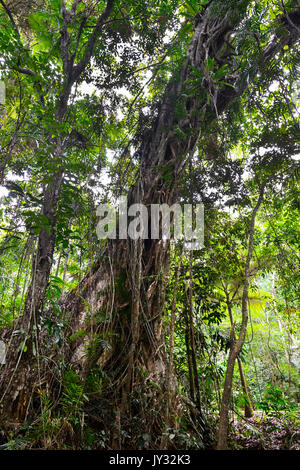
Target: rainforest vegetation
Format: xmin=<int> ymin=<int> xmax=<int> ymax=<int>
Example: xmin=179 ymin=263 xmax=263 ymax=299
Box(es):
xmin=0 ymin=0 xmax=299 ymax=451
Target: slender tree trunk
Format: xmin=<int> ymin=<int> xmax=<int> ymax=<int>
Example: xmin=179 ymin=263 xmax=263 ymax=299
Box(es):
xmin=226 ymin=297 xmax=253 ymax=418
xmin=237 ymin=357 xmax=254 ymax=418
xmin=0 ymin=169 xmax=64 ymax=419
xmin=167 ymin=260 xmax=181 ymax=409
xmin=0 ymin=0 xmax=116 ymax=421
xmin=187 ymin=253 xmax=202 ymax=418
xmin=272 ymin=272 xmax=293 ymax=388
xmin=160 ymin=260 xmax=182 ymax=449
xmin=217 ymin=182 xmax=266 ymax=449
xmin=185 ymin=309 xmax=196 ymax=404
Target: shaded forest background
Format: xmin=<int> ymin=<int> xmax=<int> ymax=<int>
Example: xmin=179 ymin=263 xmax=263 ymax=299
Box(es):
xmin=0 ymin=0 xmax=299 ymax=450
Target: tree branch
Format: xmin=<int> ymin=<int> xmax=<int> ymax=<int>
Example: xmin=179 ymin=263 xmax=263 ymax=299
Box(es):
xmin=215 ymin=6 xmax=300 ymax=116
xmin=12 ymin=66 xmax=37 ymax=77
xmin=71 ymin=0 xmax=115 ymax=82
xmin=0 ymin=0 xmax=20 ymax=38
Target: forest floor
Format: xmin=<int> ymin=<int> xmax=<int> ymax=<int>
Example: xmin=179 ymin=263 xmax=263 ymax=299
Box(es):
xmin=229 ymin=410 xmax=300 ymax=450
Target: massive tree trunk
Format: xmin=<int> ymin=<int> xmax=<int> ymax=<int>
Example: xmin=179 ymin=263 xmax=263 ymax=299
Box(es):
xmin=56 ymin=4 xmax=300 ymax=447
xmin=55 ymin=3 xmax=255 ymax=447
xmin=1 ymin=0 xmax=299 ymax=448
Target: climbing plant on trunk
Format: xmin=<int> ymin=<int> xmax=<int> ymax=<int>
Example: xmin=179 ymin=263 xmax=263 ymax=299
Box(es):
xmin=0 ymin=0 xmax=299 ymax=449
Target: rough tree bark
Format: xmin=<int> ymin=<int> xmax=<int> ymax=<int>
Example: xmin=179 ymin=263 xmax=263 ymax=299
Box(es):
xmin=55 ymin=2 xmax=258 ymax=446
xmin=0 ymin=0 xmax=299 ymax=448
